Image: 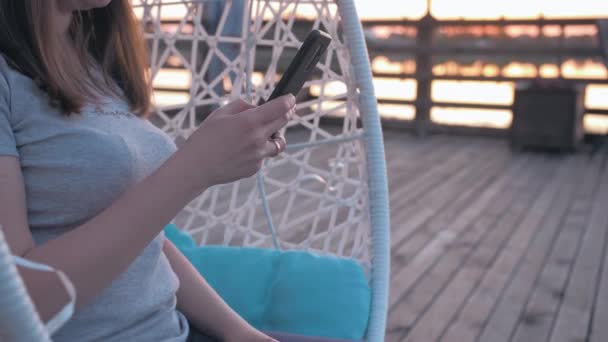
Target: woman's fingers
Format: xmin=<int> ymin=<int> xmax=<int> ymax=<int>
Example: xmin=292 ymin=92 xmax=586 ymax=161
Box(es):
xmin=212 ymin=99 xmax=255 ymax=117
xmin=261 ymin=135 xmax=287 ymax=159
xmin=224 ymin=99 xmax=256 ymax=114
xmin=273 ymin=134 xmax=287 ymax=154
xmin=250 ymin=94 xmax=295 ymax=126
xmin=213 ymin=96 xmax=292 ymax=163
xmin=264 ymin=107 xmax=295 ymax=136
xmin=223 ymin=95 xmax=294 ymax=138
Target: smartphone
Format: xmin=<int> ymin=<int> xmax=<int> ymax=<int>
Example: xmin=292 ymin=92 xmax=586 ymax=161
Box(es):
xmin=265 ymin=29 xmax=332 ymax=103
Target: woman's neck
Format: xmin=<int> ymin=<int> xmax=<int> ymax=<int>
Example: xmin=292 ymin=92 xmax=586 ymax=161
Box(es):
xmin=54 ymin=0 xmax=74 ymax=36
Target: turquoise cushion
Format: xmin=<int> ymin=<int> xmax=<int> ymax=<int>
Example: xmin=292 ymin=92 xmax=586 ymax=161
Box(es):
xmin=164 ymin=224 xmax=371 ymax=340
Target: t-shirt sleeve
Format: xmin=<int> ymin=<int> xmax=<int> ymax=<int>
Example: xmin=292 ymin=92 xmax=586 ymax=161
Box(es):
xmin=0 ymin=68 xmax=18 ymax=158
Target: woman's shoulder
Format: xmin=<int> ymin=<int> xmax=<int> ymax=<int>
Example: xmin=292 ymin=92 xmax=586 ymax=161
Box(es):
xmin=0 ymin=54 xmax=9 ymax=84
xmin=0 ymin=53 xmax=49 ymax=120
xmin=0 ymin=53 xmax=21 ymax=97
xmin=0 ymin=54 xmax=12 ymax=122
xmin=0 ymin=53 xmax=42 ymax=101
xmin=0 ymin=53 xmax=8 ymax=67
xmin=0 ymin=53 xmax=15 ymax=79
xmin=0 ymin=54 xmax=11 ymax=103
xmin=0 ymin=53 xmax=34 ymax=86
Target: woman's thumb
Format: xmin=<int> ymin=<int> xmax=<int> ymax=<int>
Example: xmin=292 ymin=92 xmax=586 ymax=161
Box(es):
xmin=210 ymin=99 xmax=255 ymax=118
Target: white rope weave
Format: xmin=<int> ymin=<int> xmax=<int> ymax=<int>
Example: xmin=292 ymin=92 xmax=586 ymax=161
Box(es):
xmin=136 ymin=0 xmax=372 ymax=269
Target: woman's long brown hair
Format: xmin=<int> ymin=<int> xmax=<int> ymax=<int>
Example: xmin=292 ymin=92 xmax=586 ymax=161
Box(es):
xmin=0 ymin=1 xmax=151 ymax=116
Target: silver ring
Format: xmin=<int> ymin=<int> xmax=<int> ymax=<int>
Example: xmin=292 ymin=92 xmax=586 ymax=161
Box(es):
xmin=271 ymin=138 xmax=282 ymax=157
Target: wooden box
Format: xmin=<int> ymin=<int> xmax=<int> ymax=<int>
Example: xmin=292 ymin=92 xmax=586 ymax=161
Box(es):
xmin=511 ymin=85 xmax=584 ymax=151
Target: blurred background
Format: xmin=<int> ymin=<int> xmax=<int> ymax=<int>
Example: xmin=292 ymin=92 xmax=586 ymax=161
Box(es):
xmin=142 ymin=0 xmax=608 ymax=136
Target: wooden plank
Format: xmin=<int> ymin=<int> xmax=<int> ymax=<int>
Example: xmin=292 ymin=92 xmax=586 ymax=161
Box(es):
xmin=387 ymin=140 xmax=508 ymax=341
xmin=383 ymin=131 xmax=435 ymax=165
xmin=387 ymin=136 xmax=471 ymax=208
xmin=388 ymin=149 xmax=520 ymax=303
xmin=389 ymin=139 xmax=494 ymax=254
xmin=591 ymin=242 xmax=608 ymax=342
xmin=387 ymin=136 xmax=498 ymax=342
xmin=402 ymin=155 xmax=552 ymax=342
xmin=510 ymin=153 xmax=603 ymax=342
xmin=389 ymin=139 xmax=474 ymax=275
xmin=384 ymin=149 xmax=522 ymax=341
xmin=393 ymin=142 xmax=508 ymax=294
xmin=590 ymin=157 xmax=608 ymax=342
xmin=400 ymin=154 xmax=548 ymax=341
xmin=398 ymin=139 xmax=500 ymax=210
xmin=389 ymin=138 xmax=481 ymax=217
xmin=550 ymin=153 xmax=608 ymax=342
xmin=384 ymin=133 xmax=443 ymax=180
xmin=474 ymin=154 xmax=589 ymax=342
xmin=389 ymin=145 xmax=516 ymax=299
xmin=390 ymin=139 xmax=505 ymax=251
xmin=441 ymin=153 xmax=580 ymax=342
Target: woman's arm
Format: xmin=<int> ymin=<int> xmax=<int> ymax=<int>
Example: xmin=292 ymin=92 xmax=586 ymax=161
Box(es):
xmin=163 ymin=239 xmax=272 ymax=341
xmin=1 ymin=96 xmax=294 ymax=323
xmin=1 ymin=150 xmax=205 ymax=321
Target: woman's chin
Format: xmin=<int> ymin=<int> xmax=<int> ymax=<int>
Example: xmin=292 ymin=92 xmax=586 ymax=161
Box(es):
xmin=88 ymin=0 xmax=113 ymax=8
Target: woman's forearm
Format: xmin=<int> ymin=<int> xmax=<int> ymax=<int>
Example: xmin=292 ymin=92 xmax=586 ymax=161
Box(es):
xmin=12 ymin=96 xmax=293 ymax=324
xmin=19 ymin=150 xmax=206 ymax=321
xmin=163 ymin=238 xmax=252 ymax=341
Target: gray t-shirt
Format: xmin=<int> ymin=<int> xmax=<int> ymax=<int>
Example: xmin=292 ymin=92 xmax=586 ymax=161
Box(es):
xmin=0 ymin=55 xmax=189 ymax=341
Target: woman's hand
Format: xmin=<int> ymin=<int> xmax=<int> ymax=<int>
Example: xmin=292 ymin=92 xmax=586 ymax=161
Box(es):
xmin=178 ymin=95 xmax=294 ymax=190
xmin=1 ymin=97 xmax=294 ymax=316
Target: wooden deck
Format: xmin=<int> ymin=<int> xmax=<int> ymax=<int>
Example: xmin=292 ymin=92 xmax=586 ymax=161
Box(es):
xmin=382 ymin=132 xmax=608 ymax=342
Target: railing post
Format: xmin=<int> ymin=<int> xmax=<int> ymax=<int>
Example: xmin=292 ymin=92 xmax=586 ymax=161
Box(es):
xmin=414 ymin=14 xmax=435 ymax=137
xmin=599 ymin=20 xmax=608 ymax=66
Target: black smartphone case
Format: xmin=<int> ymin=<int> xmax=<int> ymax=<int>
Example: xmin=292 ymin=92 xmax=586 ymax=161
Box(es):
xmin=267 ymin=29 xmax=332 ymax=102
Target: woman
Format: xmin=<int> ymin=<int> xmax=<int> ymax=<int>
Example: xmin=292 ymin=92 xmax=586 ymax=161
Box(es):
xmin=0 ymin=0 xmax=295 ymax=341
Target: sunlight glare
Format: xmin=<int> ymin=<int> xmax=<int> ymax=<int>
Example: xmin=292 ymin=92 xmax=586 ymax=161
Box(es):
xmin=152 ymin=91 xmax=190 ymax=107
xmin=584 ymin=114 xmax=608 ymax=134
xmin=432 ymin=81 xmax=514 ymax=105
xmin=431 ymin=107 xmax=512 ymax=128
xmin=153 ymin=69 xmax=191 ymax=90
xmin=585 ymin=85 xmax=608 ymax=110
xmin=379 ymin=104 xmax=416 ymax=121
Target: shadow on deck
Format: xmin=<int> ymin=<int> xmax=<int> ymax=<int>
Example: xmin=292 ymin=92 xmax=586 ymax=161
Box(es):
xmin=383 ymin=131 xmax=608 ymax=342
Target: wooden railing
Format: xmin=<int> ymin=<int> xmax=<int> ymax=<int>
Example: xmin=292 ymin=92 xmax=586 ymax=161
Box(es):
xmin=361 ymin=16 xmax=608 ymax=136
xmin=150 ymin=14 xmax=608 ymax=136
